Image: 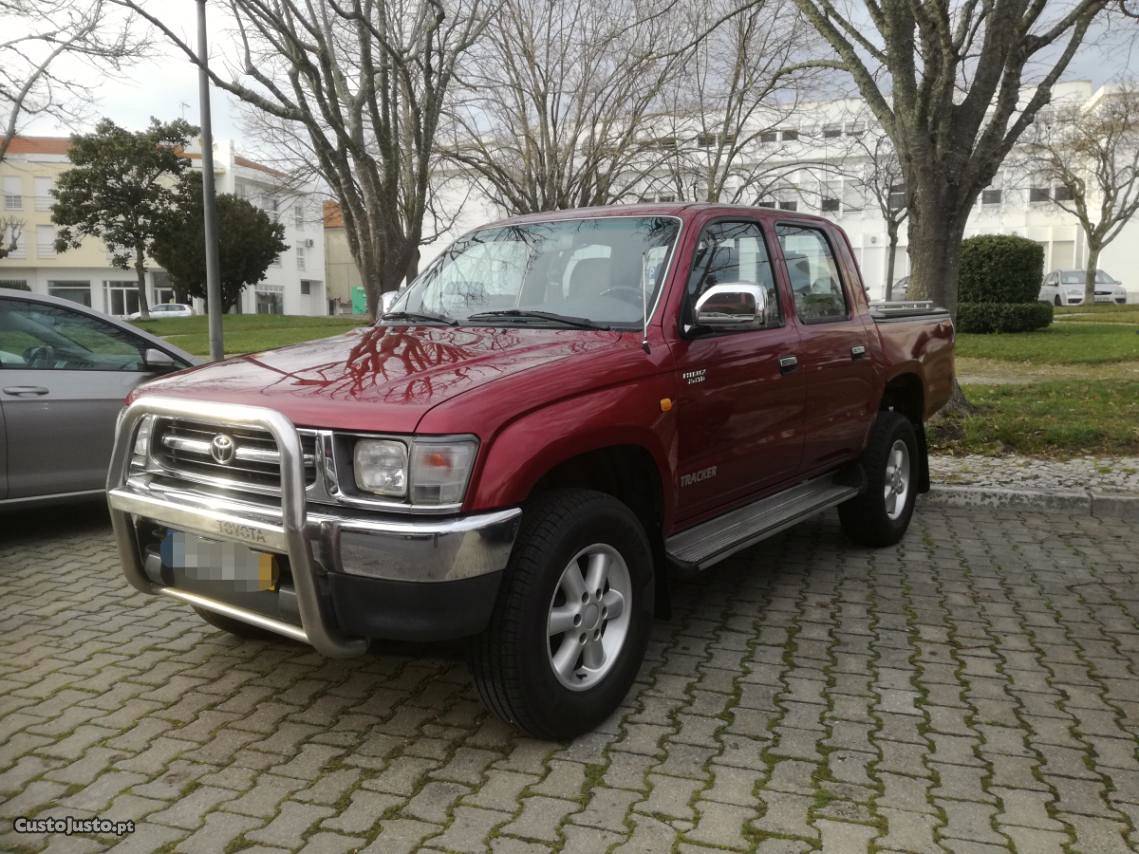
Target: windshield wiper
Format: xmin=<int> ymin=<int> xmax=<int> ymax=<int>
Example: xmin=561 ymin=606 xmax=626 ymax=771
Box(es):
xmin=380 ymin=310 xmax=458 ymax=326
xmin=466 ymin=309 xmax=610 ymax=330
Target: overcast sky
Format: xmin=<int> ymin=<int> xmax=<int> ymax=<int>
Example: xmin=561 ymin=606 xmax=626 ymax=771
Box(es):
xmin=18 ymin=2 xmax=1139 ymax=150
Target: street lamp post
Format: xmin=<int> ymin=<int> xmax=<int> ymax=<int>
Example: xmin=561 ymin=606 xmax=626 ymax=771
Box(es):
xmin=197 ymin=0 xmax=223 ymax=361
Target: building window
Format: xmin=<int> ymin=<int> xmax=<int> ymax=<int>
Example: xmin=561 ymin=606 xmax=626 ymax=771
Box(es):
xmin=256 ymin=285 xmax=284 ymax=315
xmin=982 ymin=188 xmax=1002 ymax=206
xmin=821 ymin=197 xmax=840 ymax=212
xmin=781 ymin=129 xmax=799 ymax=142
xmin=779 ymin=200 xmax=798 ymax=211
xmin=296 ymin=246 xmax=306 ymax=271
xmin=696 ymin=133 xmax=717 ymax=149
xmin=3 ymin=176 xmax=22 ymax=210
xmin=48 ymin=281 xmax=92 ymax=306
xmin=294 ymin=201 xmax=305 ymax=227
xmin=0 ymin=279 xmax=30 ymax=291
xmin=1053 ymin=186 xmax=1074 ymax=202
xmin=104 ymin=281 xmax=143 ymax=316
xmin=759 ymin=130 xmax=778 ymax=144
xmin=34 ymin=177 xmax=54 ymax=212
xmin=846 ymin=122 xmax=866 ymax=137
xmin=300 ymin=280 xmax=311 ymax=295
xmin=757 ymin=198 xmax=777 ymax=208
xmin=1029 ymin=187 xmax=1050 ymax=203
xmin=822 ymin=124 xmax=842 ymax=139
xmin=2 ymin=222 xmax=24 ymax=259
xmin=887 ymin=183 xmax=906 ymax=212
xmin=152 ymin=270 xmax=175 ymax=305
xmin=36 ymin=225 xmax=56 ymax=258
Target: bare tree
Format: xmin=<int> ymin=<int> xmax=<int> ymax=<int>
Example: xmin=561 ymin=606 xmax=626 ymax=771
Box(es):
xmin=646 ymin=0 xmax=827 ymax=205
xmin=114 ymin=0 xmax=495 ymax=317
xmin=1 ymin=0 xmax=147 ymax=164
xmin=0 ymin=215 xmax=23 ymax=260
xmin=442 ymin=0 xmax=693 ymax=214
xmin=1024 ymin=83 xmax=1139 ymax=303
xmin=836 ymin=112 xmax=908 ymax=299
xmin=785 ymin=0 xmax=1110 ymax=318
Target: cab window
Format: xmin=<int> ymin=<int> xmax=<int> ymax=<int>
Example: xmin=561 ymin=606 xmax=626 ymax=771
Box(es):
xmin=684 ymin=220 xmax=781 ymax=331
xmin=776 ymin=224 xmax=849 ymax=323
xmin=0 ymin=298 xmax=147 ymax=370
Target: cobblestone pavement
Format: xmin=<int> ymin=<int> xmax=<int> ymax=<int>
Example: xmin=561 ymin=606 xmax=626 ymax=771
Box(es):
xmin=2 ymin=501 xmax=1138 ymax=853
xmin=931 ymin=453 xmax=1139 ymax=494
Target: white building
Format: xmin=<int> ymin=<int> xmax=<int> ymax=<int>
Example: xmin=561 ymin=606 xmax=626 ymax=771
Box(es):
xmin=0 ymin=136 xmax=328 ymax=316
xmin=414 ymin=79 xmax=1139 ymax=303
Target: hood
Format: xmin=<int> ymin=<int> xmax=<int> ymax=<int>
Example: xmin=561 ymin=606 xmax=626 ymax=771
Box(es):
xmin=133 ymin=324 xmax=623 ymax=433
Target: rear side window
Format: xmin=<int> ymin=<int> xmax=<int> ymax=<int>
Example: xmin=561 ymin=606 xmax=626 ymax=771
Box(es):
xmin=776 ymin=224 xmax=848 ymax=323
xmin=685 ymin=220 xmax=782 ymax=330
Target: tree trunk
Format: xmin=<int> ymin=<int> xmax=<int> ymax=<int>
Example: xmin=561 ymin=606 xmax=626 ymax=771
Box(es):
xmin=1084 ymin=244 xmax=1100 ymax=305
xmin=134 ymin=247 xmax=150 ymax=320
xmin=884 ymin=224 xmax=899 ymax=300
xmin=404 ymin=246 xmax=421 ymax=286
xmin=905 ymin=204 xmax=966 ymax=318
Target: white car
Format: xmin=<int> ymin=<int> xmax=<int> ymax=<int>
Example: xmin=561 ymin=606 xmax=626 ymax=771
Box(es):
xmin=126 ymin=302 xmax=194 ymax=320
xmin=1039 ymin=270 xmax=1127 ymax=306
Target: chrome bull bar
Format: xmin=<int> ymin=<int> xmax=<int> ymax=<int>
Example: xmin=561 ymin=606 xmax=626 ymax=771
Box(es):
xmin=106 ymin=396 xmax=368 ymax=658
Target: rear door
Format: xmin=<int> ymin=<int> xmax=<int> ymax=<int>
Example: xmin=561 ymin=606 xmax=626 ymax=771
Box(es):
xmin=671 ymin=218 xmax=805 ymax=521
xmin=775 ymin=222 xmax=877 ymax=474
xmin=0 ymin=297 xmax=163 ymax=499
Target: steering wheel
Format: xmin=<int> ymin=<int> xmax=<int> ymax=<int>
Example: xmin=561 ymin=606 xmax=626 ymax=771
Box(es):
xmin=23 ymin=345 xmax=56 ymax=369
xmin=598 ymin=286 xmax=644 ymax=307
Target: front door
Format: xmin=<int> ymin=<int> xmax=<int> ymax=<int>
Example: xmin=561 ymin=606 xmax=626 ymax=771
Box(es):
xmin=775 ymin=223 xmax=877 ymax=473
xmin=672 ymin=219 xmax=805 ymax=523
xmin=0 ymin=297 xmax=161 ymax=498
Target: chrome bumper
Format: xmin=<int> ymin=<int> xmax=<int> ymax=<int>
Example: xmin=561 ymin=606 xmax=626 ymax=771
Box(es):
xmin=106 ymin=396 xmax=521 ymax=657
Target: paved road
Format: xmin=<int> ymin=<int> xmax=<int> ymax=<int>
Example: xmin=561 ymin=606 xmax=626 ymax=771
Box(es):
xmin=1 ymin=501 xmax=1137 ymax=853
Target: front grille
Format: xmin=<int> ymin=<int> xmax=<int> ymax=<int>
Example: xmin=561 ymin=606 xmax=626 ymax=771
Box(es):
xmin=151 ymin=418 xmax=317 ymax=493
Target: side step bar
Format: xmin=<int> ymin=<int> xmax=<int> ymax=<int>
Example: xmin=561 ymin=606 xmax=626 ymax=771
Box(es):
xmin=666 ymin=473 xmax=861 ymax=572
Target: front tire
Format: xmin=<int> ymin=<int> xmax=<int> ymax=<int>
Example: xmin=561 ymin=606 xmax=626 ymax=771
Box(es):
xmin=469 ymin=489 xmax=654 ymax=740
xmin=839 ymin=411 xmax=919 ymax=547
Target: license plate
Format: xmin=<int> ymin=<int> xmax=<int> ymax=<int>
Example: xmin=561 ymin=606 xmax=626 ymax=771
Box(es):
xmin=161 ymin=531 xmax=278 ymax=592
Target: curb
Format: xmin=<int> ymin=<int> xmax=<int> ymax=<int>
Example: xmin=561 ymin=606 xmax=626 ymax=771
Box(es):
xmin=922 ymin=486 xmax=1139 ymax=521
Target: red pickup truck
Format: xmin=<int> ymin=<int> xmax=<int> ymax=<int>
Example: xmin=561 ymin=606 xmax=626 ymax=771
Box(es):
xmin=107 ymin=204 xmax=954 ymax=739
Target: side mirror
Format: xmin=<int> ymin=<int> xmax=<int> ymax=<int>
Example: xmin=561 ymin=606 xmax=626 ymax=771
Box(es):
xmin=693 ymin=283 xmax=767 ymax=330
xmin=143 ymin=347 xmax=179 ymax=372
xmin=380 ymin=290 xmax=400 ymax=313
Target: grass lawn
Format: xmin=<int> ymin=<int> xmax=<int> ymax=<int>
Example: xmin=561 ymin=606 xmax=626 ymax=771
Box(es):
xmin=132 ymin=314 xmax=368 ymax=356
xmin=955 ymin=321 xmax=1139 ymax=364
xmin=938 ymin=303 xmax=1139 ymax=457
xmin=928 ymin=380 xmax=1139 ymax=457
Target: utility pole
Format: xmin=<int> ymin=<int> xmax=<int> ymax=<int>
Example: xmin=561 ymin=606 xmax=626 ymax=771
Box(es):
xmin=197 ymin=0 xmax=223 ymax=361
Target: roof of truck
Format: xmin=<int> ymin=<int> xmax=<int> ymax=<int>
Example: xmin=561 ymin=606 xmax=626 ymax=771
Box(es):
xmin=483 ymin=202 xmax=837 ymax=228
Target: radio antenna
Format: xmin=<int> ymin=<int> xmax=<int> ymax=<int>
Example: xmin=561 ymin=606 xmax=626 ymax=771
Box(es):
xmin=641 ymin=259 xmax=651 ymax=354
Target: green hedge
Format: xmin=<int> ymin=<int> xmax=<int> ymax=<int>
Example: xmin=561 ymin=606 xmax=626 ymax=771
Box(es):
xmin=957 ymin=301 xmax=1054 ymax=334
xmin=959 ymin=234 xmax=1044 ymax=303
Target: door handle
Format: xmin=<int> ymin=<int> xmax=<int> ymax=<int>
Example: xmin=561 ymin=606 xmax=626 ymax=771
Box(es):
xmin=851 ymin=345 xmax=867 ymax=360
xmin=2 ymin=385 xmax=50 ymax=396
xmin=778 ymin=355 xmax=799 ymax=375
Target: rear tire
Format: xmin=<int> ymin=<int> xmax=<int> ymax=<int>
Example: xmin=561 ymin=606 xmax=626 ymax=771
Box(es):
xmin=193 ymin=606 xmax=281 ymax=640
xmin=469 ymin=489 xmax=654 ymax=740
xmin=839 ymin=411 xmax=919 ymax=547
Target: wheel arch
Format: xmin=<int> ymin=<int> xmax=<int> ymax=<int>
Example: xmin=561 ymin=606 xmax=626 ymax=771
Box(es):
xmin=879 ymin=371 xmax=930 ymax=493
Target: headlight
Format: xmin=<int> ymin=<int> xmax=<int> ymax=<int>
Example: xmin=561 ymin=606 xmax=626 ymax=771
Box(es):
xmin=353 ymin=439 xmax=408 ymax=496
xmin=409 ymin=440 xmax=477 ymax=505
xmin=132 ymin=415 xmax=154 ymax=463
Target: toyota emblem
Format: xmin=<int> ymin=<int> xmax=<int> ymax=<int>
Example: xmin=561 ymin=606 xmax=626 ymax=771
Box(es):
xmin=210 ymin=433 xmax=236 ymax=465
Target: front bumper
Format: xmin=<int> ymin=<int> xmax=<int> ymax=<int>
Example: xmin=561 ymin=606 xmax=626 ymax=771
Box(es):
xmin=106 ymin=396 xmax=521 ymax=655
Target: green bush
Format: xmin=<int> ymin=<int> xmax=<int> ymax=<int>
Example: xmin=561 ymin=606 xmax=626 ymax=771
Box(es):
xmin=958 ymin=234 xmax=1044 ymax=303
xmin=957 ymin=301 xmax=1054 ymax=334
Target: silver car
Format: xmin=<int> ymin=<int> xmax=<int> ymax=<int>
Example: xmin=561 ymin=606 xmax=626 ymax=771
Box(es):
xmin=0 ymin=288 xmax=195 ymax=510
xmin=1040 ymin=269 xmax=1128 ymax=306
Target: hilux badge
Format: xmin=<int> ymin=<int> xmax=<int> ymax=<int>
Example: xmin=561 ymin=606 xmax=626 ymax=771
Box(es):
xmin=210 ymin=433 xmax=236 ymax=465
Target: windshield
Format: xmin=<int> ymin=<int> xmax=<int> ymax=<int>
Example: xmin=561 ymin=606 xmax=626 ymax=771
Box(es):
xmin=1060 ymin=271 xmax=1117 ymax=284
xmin=389 ymin=216 xmax=681 ymax=327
